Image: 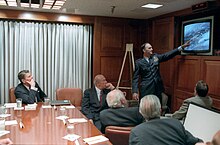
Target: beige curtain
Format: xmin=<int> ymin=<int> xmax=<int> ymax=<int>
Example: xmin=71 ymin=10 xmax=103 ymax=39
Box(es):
xmin=0 ymin=21 xmax=92 ymax=104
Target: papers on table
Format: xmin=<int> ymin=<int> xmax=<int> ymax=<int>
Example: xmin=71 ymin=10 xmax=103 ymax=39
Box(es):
xmin=25 ymin=104 xmax=37 ymax=110
xmin=5 ymin=120 xmax=18 ymax=126
xmin=42 ymin=105 xmax=52 ymax=109
xmin=83 ymin=135 xmax=109 ymax=144
xmin=62 ymin=105 xmax=75 ymax=109
xmin=56 ymin=116 xmax=69 ymax=120
xmin=68 ymin=118 xmax=87 ymax=123
xmin=0 ymin=130 xmax=10 ymax=137
xmin=63 ymin=134 xmax=81 ymax=141
xmin=14 ymin=107 xmax=24 ymax=110
xmin=4 ymin=103 xmax=17 ymax=108
xmin=0 ymin=114 xmax=11 ymax=118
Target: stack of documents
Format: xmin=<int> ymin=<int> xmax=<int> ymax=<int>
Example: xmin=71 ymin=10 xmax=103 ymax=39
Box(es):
xmin=83 ymin=135 xmax=109 ymax=144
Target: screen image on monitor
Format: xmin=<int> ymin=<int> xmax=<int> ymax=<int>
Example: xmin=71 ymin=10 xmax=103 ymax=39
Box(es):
xmin=183 ymin=103 xmax=220 ymax=142
xmin=181 ymin=16 xmax=214 ymax=55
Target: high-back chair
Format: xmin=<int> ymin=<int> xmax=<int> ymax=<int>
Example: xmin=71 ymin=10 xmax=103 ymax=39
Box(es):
xmin=56 ymin=88 xmax=82 ymax=110
xmin=9 ymin=87 xmax=16 ymax=103
xmin=105 ymin=126 xmax=133 ymax=145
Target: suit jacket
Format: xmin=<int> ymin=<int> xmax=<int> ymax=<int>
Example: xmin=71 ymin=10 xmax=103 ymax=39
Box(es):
xmin=129 ymin=118 xmax=202 ymax=145
xmin=100 ymin=107 xmax=144 ymax=133
xmin=14 ymin=82 xmax=47 ymax=104
xmin=81 ymin=86 xmax=110 ymax=121
xmin=172 ymin=95 xmax=213 ymax=120
xmin=132 ymin=48 xmax=180 ymax=99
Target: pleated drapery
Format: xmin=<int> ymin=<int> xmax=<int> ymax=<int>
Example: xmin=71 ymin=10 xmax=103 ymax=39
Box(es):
xmin=0 ymin=21 xmax=92 ymax=104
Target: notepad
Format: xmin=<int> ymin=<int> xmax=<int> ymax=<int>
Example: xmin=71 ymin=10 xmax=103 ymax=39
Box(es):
xmin=83 ymin=135 xmax=109 ymax=144
xmin=63 ymin=134 xmax=81 ymax=141
xmin=0 ymin=130 xmax=10 ymax=137
xmin=68 ymin=118 xmax=87 ymax=123
xmin=5 ymin=120 xmax=18 ymax=126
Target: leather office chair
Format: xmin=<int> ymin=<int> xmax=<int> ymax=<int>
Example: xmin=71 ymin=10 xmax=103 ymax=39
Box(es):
xmin=105 ymin=126 xmax=133 ymax=145
xmin=9 ymin=87 xmax=16 ymax=103
xmin=56 ymin=88 xmax=82 ymax=110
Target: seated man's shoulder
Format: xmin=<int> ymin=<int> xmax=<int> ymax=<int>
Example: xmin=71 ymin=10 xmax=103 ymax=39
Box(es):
xmin=100 ymin=107 xmax=141 ymax=120
xmin=14 ymin=83 xmax=24 ymax=91
xmin=160 ymin=118 xmax=183 ymax=126
xmin=83 ymin=88 xmax=93 ymax=94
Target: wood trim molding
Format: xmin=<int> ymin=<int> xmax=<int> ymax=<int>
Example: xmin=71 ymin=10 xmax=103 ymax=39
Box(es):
xmin=0 ymin=9 xmax=94 ymax=24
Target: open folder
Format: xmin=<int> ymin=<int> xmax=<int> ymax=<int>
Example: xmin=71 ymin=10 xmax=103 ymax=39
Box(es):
xmin=50 ymin=100 xmax=71 ymax=106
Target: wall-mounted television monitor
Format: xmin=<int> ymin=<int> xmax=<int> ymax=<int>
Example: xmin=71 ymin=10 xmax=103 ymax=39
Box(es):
xmin=181 ymin=16 xmax=214 ymax=55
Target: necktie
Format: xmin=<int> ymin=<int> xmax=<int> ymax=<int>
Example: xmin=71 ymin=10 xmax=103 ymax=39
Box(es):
xmin=100 ymin=91 xmax=103 ymax=106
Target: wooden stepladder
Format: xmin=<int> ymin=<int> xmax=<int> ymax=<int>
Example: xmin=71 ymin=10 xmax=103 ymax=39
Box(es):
xmin=116 ymin=44 xmax=135 ymax=90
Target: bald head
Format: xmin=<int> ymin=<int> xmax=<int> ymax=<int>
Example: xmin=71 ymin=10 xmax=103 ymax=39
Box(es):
xmin=93 ymin=74 xmax=107 ymax=89
xmin=106 ymin=89 xmax=127 ymax=108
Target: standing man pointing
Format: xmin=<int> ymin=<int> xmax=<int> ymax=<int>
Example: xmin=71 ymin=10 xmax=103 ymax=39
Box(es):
xmin=132 ymin=41 xmax=190 ymax=103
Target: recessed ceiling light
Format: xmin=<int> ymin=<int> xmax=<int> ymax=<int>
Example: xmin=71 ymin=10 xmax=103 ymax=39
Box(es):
xmin=0 ymin=0 xmax=66 ymax=10
xmin=142 ymin=3 xmax=163 ymax=9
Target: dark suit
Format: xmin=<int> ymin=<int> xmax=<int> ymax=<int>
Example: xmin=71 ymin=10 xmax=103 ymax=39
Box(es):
xmin=100 ymin=107 xmax=144 ymax=133
xmin=132 ymin=48 xmax=180 ymax=101
xmin=81 ymin=86 xmax=110 ymax=130
xmin=14 ymin=82 xmax=47 ymax=104
xmin=129 ymin=118 xmax=202 ymax=145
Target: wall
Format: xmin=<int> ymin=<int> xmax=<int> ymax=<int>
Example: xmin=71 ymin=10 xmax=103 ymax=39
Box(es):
xmin=148 ymin=3 xmax=220 ymax=111
xmin=0 ymin=9 xmax=146 ymax=100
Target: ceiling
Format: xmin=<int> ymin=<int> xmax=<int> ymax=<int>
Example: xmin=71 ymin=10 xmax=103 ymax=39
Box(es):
xmin=61 ymin=0 xmax=216 ymax=19
xmin=0 ymin=0 xmax=217 ymax=19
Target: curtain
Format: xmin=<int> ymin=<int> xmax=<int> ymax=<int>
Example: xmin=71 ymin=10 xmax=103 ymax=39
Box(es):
xmin=0 ymin=20 xmax=92 ymax=104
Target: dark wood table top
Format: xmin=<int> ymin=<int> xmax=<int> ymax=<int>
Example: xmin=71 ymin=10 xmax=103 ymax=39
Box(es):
xmin=0 ymin=103 xmax=111 ymax=145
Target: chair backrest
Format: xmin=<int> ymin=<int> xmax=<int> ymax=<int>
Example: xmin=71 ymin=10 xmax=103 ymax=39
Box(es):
xmin=105 ymin=126 xmax=133 ymax=145
xmin=9 ymin=88 xmax=16 ymax=103
xmin=56 ymin=88 xmax=82 ymax=108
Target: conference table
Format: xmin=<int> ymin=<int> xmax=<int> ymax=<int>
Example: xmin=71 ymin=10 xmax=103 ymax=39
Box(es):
xmin=0 ymin=103 xmax=112 ymax=145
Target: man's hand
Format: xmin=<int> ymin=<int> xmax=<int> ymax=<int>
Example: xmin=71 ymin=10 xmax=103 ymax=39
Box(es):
xmin=105 ymin=83 xmax=115 ymax=90
xmin=89 ymin=119 xmax=94 ymax=124
xmin=27 ymin=79 xmax=36 ymax=87
xmin=182 ymin=40 xmax=190 ymax=49
xmin=132 ymin=93 xmax=139 ymax=101
xmin=0 ymin=138 xmax=13 ymax=144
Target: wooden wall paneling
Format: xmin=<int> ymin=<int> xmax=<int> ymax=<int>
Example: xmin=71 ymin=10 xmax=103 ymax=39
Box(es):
xmin=160 ymin=60 xmax=174 ymax=94
xmin=124 ymin=20 xmax=139 ymax=50
xmin=100 ymin=56 xmax=122 ymax=84
xmin=93 ymin=17 xmax=144 ymax=98
xmin=152 ymin=17 xmax=174 ymax=53
xmin=101 ymin=23 xmax=124 ymax=52
xmin=93 ymin=17 xmax=125 ymax=76
xmin=151 ymin=17 xmax=175 ymax=108
xmin=172 ymin=56 xmax=201 ymax=111
xmin=201 ymin=57 xmax=220 ymax=109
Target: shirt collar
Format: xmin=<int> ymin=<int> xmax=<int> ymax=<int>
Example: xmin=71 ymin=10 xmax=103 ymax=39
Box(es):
xmin=95 ymin=86 xmax=101 ymax=94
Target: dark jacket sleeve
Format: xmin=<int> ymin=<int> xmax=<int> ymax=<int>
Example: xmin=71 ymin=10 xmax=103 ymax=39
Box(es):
xmin=132 ymin=60 xmax=140 ymax=93
xmin=15 ymin=84 xmax=37 ymax=104
xmin=81 ymin=89 xmax=94 ymax=119
xmin=15 ymin=82 xmax=47 ymax=104
xmin=129 ymin=129 xmax=141 ymax=145
xmin=185 ymin=130 xmax=203 ymax=145
xmin=35 ymin=82 xmax=47 ymax=102
xmin=158 ymin=48 xmax=180 ymax=62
